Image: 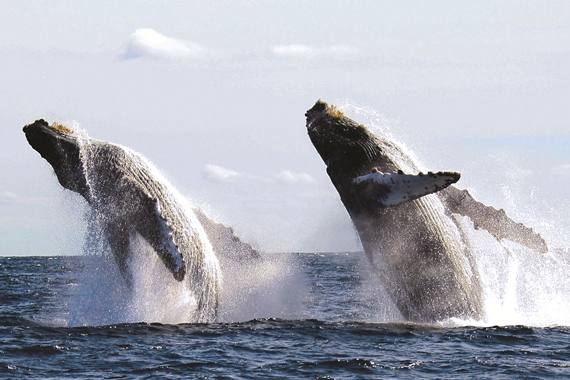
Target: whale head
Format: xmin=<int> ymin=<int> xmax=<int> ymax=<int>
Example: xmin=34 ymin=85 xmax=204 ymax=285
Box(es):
xmin=306 ymin=100 xmax=399 ymax=188
xmin=306 ymin=100 xmax=461 ymax=214
xmin=23 ymin=119 xmax=89 ymax=198
xmin=305 ymin=100 xmax=392 ymax=173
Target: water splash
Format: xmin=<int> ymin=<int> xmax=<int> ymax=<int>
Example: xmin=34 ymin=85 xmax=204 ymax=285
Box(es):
xmin=217 ymin=252 xmax=306 ymax=322
xmin=68 ymin=130 xmax=221 ymax=326
xmin=343 ymin=105 xmax=570 ymax=327
xmin=53 ymin=114 xmax=569 ymax=328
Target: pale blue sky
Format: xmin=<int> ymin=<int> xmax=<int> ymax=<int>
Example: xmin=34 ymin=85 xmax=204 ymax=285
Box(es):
xmin=1 ymin=1 xmax=569 ymax=255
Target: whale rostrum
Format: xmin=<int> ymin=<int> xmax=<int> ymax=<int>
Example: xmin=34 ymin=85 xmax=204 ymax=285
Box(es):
xmin=306 ymin=99 xmax=548 ymax=322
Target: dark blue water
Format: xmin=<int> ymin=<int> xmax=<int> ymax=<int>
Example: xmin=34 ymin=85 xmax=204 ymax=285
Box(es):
xmin=1 ymin=254 xmax=570 ymax=379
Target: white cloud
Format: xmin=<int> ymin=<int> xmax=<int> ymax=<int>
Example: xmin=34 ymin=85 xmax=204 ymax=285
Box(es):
xmin=272 ymin=44 xmax=314 ymax=57
xmin=119 ymin=28 xmax=205 ymax=60
xmin=272 ymin=44 xmax=359 ymax=58
xmin=275 ymin=170 xmax=317 ymax=184
xmin=202 ymin=164 xmax=242 ymax=182
xmin=202 ymin=165 xmax=317 ymax=186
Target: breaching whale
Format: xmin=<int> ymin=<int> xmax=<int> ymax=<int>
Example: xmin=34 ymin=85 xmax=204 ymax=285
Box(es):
xmin=306 ymin=100 xmax=548 ymax=323
xmin=23 ymin=119 xmax=222 ymax=322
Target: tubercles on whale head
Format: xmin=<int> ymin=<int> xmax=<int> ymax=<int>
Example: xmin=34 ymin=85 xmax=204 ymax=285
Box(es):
xmin=305 ymin=99 xmax=345 ymax=126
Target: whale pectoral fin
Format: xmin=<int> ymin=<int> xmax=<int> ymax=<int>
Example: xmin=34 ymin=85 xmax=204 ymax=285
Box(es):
xmin=119 ymin=177 xmax=186 ymax=281
xmin=442 ymin=186 xmax=548 ymax=253
xmin=353 ymin=170 xmax=461 ymax=207
xmin=137 ymin=196 xmax=186 ymax=281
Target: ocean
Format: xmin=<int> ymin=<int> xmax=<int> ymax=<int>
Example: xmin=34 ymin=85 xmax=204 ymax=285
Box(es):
xmin=2 ymin=252 xmax=570 ymax=379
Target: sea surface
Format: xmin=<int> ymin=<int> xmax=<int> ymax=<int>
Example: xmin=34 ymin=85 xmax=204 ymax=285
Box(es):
xmin=2 ymin=253 xmax=570 ymax=379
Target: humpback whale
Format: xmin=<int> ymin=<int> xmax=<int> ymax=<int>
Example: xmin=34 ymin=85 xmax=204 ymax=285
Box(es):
xmin=306 ymin=100 xmax=548 ymax=323
xmin=23 ymin=119 xmax=222 ymax=322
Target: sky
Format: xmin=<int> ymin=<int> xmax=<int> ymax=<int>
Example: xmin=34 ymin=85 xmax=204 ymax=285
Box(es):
xmin=1 ymin=0 xmax=569 ymax=255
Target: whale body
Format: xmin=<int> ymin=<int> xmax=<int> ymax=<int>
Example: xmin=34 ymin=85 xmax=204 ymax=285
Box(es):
xmin=306 ymin=100 xmax=548 ymax=323
xmin=23 ymin=119 xmax=222 ymax=322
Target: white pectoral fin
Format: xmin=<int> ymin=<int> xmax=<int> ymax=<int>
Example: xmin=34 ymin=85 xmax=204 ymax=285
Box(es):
xmin=353 ymin=170 xmax=461 ymax=207
xmin=442 ymin=186 xmax=548 ymax=253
